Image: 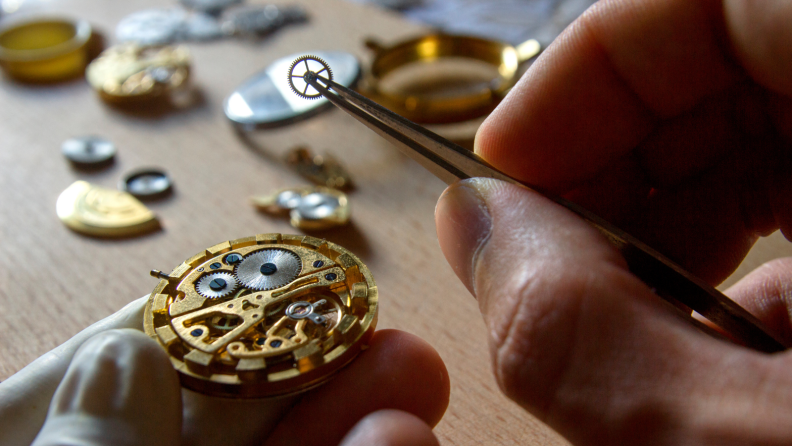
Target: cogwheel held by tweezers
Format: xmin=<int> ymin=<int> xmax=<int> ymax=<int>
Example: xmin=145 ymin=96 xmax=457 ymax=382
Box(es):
xmin=287 ymin=55 xmax=333 ymax=99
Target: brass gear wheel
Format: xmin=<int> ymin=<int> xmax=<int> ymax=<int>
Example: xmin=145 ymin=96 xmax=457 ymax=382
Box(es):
xmin=287 ymin=55 xmax=332 ymax=99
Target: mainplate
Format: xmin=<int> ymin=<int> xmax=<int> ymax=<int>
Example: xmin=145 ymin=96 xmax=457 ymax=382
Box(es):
xmin=144 ymin=233 xmax=378 ymax=398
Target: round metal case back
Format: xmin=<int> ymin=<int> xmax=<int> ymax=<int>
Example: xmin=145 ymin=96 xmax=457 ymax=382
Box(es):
xmin=144 ymin=234 xmax=378 ymax=398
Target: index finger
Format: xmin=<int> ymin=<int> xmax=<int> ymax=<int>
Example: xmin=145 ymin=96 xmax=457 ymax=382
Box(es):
xmin=474 ymin=0 xmax=741 ymax=193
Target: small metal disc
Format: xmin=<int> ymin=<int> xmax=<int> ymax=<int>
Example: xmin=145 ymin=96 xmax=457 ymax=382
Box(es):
xmin=61 ymin=136 xmax=116 ymax=166
xmin=296 ymin=192 xmax=340 ymax=220
xmin=120 ymin=168 xmax=172 ymax=198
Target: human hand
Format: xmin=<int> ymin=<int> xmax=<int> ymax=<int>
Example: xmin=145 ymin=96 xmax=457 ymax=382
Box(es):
xmin=435 ymin=0 xmax=792 ymax=444
xmin=0 ymin=297 xmax=449 ymax=446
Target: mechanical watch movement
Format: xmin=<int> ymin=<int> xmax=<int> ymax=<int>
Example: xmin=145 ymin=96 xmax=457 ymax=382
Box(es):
xmin=144 ymin=233 xmax=378 ymax=398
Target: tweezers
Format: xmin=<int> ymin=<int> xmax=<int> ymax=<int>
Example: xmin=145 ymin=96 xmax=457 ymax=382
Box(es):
xmin=301 ymin=69 xmax=787 ymax=353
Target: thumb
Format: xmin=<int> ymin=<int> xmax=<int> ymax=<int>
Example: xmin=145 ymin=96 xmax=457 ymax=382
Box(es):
xmin=434 ymin=178 xmax=768 ymax=444
xmin=31 ymin=329 xmax=181 ymax=446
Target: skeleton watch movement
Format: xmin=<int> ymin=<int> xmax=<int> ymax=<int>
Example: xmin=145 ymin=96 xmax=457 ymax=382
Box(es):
xmin=144 ymin=233 xmax=378 ymax=398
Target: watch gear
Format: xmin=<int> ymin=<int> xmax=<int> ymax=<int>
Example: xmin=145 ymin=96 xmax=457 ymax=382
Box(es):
xmin=195 ymin=272 xmax=238 ymax=298
xmin=144 ymin=233 xmax=378 ymax=398
xmin=234 ymin=248 xmax=302 ymax=291
xmin=288 ymin=55 xmax=332 ymax=99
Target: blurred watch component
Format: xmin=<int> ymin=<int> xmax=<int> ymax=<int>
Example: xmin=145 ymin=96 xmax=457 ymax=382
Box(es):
xmin=0 ymin=17 xmax=92 ymax=82
xmin=120 ymin=168 xmax=173 ymax=199
xmin=116 ymin=8 xmax=188 ymax=45
xmin=369 ymin=0 xmax=422 ymax=10
xmin=285 ymin=146 xmax=353 ymax=190
xmin=116 ymin=5 xmax=306 ymax=45
xmin=86 ymin=43 xmax=190 ymax=103
xmin=294 ymin=190 xmax=347 ymax=230
xmin=224 ymin=51 xmax=360 ymax=127
xmin=144 ymin=233 xmax=378 ymax=398
xmin=179 ymin=0 xmax=243 ymax=14
xmin=222 ymin=4 xmax=307 ymax=37
xmin=183 ymin=12 xmax=224 ymax=41
xmin=61 ymin=136 xmax=116 ymax=167
xmin=56 ymin=180 xmax=160 ymax=237
xmin=252 ymin=186 xmax=350 ymax=230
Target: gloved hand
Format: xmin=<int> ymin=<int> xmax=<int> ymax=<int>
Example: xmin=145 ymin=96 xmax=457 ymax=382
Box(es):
xmin=435 ymin=0 xmax=792 ymax=444
xmin=0 ymin=297 xmax=449 ymax=446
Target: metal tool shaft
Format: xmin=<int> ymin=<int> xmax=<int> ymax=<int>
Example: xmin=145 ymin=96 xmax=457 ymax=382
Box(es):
xmin=303 ymin=70 xmax=786 ymax=353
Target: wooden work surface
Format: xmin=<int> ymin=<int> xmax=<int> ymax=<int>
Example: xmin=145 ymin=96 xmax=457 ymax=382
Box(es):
xmin=1 ymin=1 xmax=791 ymax=445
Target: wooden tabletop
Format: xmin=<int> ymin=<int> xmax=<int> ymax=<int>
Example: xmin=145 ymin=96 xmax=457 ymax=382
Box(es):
xmin=1 ymin=1 xmax=790 ymax=445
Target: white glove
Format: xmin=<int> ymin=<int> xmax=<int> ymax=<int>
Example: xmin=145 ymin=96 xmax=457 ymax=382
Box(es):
xmin=0 ymin=297 xmax=449 ymax=446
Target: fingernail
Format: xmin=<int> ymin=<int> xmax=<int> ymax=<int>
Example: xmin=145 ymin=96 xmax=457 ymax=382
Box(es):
xmin=435 ymin=179 xmax=493 ymax=296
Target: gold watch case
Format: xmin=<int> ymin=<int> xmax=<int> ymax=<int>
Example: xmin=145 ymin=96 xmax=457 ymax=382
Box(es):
xmin=361 ymin=34 xmax=541 ymax=124
xmin=144 ymin=233 xmax=378 ymax=398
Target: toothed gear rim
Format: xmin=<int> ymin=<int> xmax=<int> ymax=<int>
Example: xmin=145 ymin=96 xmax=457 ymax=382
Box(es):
xmin=196 ymin=272 xmax=239 ymax=299
xmin=288 ymin=55 xmax=333 ymax=99
xmin=235 ymin=248 xmax=302 ymax=290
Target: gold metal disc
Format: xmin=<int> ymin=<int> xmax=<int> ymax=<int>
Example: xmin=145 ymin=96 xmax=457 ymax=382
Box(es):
xmin=56 ymin=180 xmax=160 ymax=237
xmin=144 ymin=234 xmax=378 ymax=398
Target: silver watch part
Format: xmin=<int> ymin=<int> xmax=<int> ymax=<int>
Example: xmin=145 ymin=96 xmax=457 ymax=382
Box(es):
xmin=295 ymin=191 xmax=340 ymax=220
xmin=196 ymin=272 xmax=239 ymax=298
xmin=235 ymin=249 xmax=302 ymax=290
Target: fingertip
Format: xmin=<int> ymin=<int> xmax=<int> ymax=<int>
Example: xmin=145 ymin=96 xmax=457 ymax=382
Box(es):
xmin=723 ymin=257 xmax=792 ymax=346
xmin=360 ymin=329 xmax=451 ymax=426
xmin=264 ymin=329 xmax=450 ymax=446
xmin=340 ymin=409 xmax=440 ymax=446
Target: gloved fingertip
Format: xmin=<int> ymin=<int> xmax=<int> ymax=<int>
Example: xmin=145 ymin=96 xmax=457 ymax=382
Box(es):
xmin=435 ymin=178 xmax=495 ymax=296
xmin=32 ymin=329 xmax=181 ymax=446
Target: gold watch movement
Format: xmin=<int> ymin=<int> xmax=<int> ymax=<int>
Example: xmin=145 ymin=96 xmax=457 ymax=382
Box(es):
xmin=144 ymin=233 xmax=378 ymax=398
